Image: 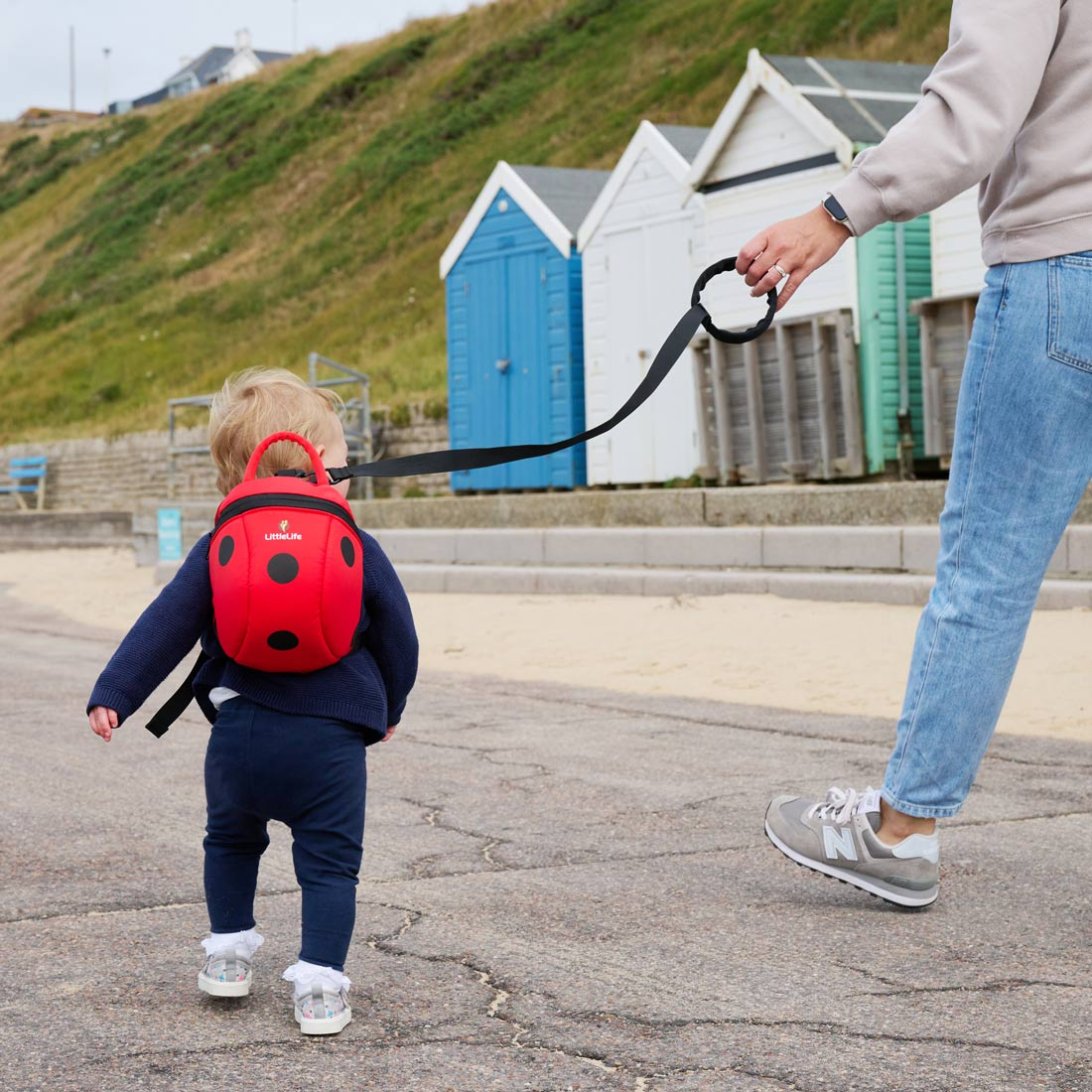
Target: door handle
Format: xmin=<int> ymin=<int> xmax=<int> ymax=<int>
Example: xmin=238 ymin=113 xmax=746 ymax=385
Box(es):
xmin=496 ymin=359 xmax=511 ymax=374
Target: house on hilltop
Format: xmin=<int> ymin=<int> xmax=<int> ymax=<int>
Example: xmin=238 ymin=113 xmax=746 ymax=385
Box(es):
xmin=109 ymin=30 xmax=292 ymax=115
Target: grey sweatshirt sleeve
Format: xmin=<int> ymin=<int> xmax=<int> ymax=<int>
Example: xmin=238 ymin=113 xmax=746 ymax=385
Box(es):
xmin=830 ymin=0 xmax=1062 ymax=237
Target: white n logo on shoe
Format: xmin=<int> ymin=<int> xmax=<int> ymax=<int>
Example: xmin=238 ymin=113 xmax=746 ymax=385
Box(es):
xmin=823 ymin=825 xmax=858 ymax=862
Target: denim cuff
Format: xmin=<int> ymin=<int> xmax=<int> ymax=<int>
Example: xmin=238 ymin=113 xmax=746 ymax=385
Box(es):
xmin=881 ymin=787 xmax=960 ymax=820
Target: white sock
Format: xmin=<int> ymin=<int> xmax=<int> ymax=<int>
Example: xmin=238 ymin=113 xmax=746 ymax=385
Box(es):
xmin=202 ymin=928 xmax=264 ymax=959
xmin=282 ymin=960 xmax=352 ymax=997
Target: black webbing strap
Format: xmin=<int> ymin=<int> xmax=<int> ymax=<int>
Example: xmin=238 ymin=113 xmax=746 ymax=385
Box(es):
xmin=145 ymin=650 xmax=209 ymax=737
xmin=328 ymin=257 xmax=776 ymax=483
xmin=144 ymin=258 xmax=776 ymax=737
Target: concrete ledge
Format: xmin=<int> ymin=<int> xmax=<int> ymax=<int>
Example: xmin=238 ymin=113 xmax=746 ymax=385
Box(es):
xmin=763 ymin=526 xmax=902 ymax=570
xmin=0 ymin=511 xmax=131 ymax=551
xmin=397 ymin=564 xmax=1092 ymax=609
xmin=341 ymin=526 xmax=1092 ymax=577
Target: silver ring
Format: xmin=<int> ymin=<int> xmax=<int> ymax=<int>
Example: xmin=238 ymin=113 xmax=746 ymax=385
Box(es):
xmin=771 ymin=262 xmax=789 ymax=280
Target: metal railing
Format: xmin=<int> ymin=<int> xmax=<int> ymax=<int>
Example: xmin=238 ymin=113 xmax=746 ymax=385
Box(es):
xmin=166 ymin=357 xmax=374 ymax=499
xmin=307 ymin=352 xmax=374 ymax=500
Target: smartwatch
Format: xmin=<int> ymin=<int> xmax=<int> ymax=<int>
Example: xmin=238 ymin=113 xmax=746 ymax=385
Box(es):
xmin=822 ymin=192 xmax=852 ymax=233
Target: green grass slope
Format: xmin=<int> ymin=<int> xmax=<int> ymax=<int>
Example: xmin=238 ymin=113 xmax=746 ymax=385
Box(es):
xmin=0 ymin=0 xmax=949 ymax=442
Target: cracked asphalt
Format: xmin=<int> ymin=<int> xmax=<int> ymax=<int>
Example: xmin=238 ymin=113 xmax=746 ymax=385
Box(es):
xmin=4 ymin=588 xmax=1092 ymax=1092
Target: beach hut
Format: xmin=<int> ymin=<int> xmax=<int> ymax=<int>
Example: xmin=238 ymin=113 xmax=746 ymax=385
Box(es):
xmin=576 ymin=122 xmax=710 ymax=485
xmin=687 ymin=50 xmax=936 ymax=479
xmin=914 ymin=187 xmax=988 ymax=464
xmin=440 ymin=162 xmax=608 ymax=492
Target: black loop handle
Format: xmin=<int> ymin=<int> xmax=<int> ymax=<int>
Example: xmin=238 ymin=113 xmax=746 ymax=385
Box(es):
xmin=691 ymin=256 xmax=778 ymax=344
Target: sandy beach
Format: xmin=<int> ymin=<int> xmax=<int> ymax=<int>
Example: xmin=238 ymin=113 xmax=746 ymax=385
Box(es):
xmin=4 ymin=546 xmax=1088 ymax=741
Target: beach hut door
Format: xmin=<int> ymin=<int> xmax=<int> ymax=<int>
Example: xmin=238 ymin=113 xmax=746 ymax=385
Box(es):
xmin=605 ymin=221 xmax=697 ymax=483
xmin=464 ymin=250 xmax=549 ymax=489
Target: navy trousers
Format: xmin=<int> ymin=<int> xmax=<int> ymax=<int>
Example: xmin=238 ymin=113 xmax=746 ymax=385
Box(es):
xmin=204 ymin=696 xmax=367 ymax=971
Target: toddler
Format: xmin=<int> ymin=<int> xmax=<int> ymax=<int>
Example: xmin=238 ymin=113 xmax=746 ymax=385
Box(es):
xmin=87 ymin=368 xmax=419 ymax=1035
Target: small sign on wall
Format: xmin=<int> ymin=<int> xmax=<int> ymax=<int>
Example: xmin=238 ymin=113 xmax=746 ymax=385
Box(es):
xmin=157 ymin=508 xmax=183 ymax=562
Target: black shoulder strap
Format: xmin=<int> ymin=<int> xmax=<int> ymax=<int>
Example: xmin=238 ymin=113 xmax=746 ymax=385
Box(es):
xmin=327 ymin=258 xmax=776 ymax=483
xmin=145 ymin=651 xmax=209 ymax=737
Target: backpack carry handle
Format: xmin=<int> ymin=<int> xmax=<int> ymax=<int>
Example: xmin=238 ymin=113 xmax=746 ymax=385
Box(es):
xmin=691 ymin=257 xmax=778 ymax=344
xmin=244 ymin=431 xmax=329 ymax=485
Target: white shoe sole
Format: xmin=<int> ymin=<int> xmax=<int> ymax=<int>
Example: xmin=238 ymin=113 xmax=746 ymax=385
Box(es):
xmin=298 ymin=1007 xmax=352 ymax=1035
xmin=765 ymin=821 xmax=938 ymax=909
xmin=199 ymin=972 xmax=251 ymax=997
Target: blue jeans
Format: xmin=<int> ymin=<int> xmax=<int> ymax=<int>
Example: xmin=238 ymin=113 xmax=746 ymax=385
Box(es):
xmin=204 ymin=697 xmax=367 ymax=970
xmin=883 ymin=254 xmax=1092 ymax=818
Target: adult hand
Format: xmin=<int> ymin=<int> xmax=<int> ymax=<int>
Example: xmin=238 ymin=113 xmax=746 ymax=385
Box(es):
xmin=89 ymin=706 xmax=119 ymax=743
xmin=736 ymin=205 xmax=851 ymax=312
xmin=382 ymin=724 xmax=397 ymax=742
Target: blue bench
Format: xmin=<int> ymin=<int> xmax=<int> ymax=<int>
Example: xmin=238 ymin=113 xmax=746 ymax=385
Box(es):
xmin=0 ymin=456 xmax=48 ymax=511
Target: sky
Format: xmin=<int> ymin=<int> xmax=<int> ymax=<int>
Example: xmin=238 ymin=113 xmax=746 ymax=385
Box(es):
xmin=0 ymin=0 xmax=478 ymax=120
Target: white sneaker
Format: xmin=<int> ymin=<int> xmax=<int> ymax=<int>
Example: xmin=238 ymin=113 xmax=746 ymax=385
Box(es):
xmin=283 ymin=962 xmax=353 ymax=1035
xmin=198 ymin=929 xmax=264 ymax=997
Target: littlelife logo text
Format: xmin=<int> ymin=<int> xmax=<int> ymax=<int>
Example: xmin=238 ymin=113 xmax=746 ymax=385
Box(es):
xmin=266 ymin=519 xmax=303 ymax=542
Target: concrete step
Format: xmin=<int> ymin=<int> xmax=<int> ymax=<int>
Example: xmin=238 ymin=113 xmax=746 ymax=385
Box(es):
xmin=394 ymin=563 xmax=1092 ymax=609
xmin=371 ymin=525 xmax=1092 ymax=580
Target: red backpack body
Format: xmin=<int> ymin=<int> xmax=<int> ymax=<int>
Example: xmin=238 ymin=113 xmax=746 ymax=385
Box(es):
xmin=209 ymin=431 xmax=363 ymax=673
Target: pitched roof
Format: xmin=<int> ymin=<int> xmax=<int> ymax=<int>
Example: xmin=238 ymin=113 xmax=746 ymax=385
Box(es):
xmin=508 ymin=166 xmax=611 ymax=235
xmin=166 ymin=45 xmax=292 ymax=87
xmin=166 ymin=47 xmax=234 ymax=86
xmin=653 ymin=124 xmax=710 ymax=164
xmin=764 ymin=54 xmax=932 ymax=142
xmin=440 ymin=162 xmax=610 ymax=278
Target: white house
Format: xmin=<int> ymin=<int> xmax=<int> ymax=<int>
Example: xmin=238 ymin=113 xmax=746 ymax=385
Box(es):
xmin=165 ymin=30 xmax=292 ymax=99
xmin=111 ymin=30 xmax=292 ymax=114
xmin=577 ymin=121 xmax=710 ymax=484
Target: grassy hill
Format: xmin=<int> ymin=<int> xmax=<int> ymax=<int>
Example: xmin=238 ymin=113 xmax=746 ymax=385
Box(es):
xmin=0 ymin=0 xmax=949 ymax=443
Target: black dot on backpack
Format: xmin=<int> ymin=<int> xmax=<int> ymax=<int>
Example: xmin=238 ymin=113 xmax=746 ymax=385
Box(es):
xmin=340 ymin=536 xmax=356 ymax=567
xmin=218 ymin=536 xmax=235 ymax=566
xmin=267 ymin=630 xmax=299 ymax=651
xmin=267 ymin=553 xmax=299 ymax=584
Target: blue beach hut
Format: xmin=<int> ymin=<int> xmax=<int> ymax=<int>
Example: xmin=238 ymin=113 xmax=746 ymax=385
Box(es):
xmin=439 ymin=162 xmax=608 ymax=492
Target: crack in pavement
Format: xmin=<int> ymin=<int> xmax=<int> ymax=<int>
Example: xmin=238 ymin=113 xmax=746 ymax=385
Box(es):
xmin=445 ymin=678 xmax=1092 ymax=772
xmin=0 ymin=888 xmax=301 ymax=926
xmin=558 ymin=1008 xmax=1038 ymax=1057
xmin=369 ymin=840 xmax=761 ymax=887
xmin=400 ymin=796 xmax=514 ymax=874
xmin=854 ymin=977 xmax=1089 ymax=999
xmin=366 ymin=902 xmax=631 ymax=1078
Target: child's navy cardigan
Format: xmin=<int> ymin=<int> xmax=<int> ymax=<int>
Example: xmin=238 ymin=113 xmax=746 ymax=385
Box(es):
xmin=88 ymin=530 xmax=418 ymax=743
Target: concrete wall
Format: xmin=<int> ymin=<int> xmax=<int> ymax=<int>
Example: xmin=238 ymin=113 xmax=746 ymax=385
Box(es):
xmin=0 ymin=408 xmax=452 ymax=512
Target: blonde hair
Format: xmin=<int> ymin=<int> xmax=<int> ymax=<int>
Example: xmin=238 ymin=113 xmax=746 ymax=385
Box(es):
xmin=209 ymin=367 xmax=343 ymax=494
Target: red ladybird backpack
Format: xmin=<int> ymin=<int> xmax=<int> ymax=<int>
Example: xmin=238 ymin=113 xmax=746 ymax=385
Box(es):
xmin=146 ymin=431 xmax=363 ymax=736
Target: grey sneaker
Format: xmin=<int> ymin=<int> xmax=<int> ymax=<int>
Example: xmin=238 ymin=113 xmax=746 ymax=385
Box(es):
xmin=198 ymin=947 xmax=253 ymax=997
xmin=764 ymin=786 xmax=939 ymax=908
xmin=294 ymin=984 xmax=352 ymax=1036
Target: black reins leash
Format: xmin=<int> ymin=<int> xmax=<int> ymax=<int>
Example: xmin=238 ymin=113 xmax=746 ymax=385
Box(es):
xmin=325 ymin=257 xmax=777 ymax=484
xmin=145 ymin=258 xmax=775 ymax=737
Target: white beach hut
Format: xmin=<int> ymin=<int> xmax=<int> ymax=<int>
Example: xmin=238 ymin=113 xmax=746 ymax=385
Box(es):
xmin=577 ymin=121 xmax=710 ymax=485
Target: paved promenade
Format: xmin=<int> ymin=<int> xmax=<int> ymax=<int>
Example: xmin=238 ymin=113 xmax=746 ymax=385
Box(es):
xmin=4 ymin=588 xmax=1092 ymax=1091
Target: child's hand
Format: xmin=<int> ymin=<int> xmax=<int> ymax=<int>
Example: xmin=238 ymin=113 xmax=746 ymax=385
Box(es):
xmin=382 ymin=725 xmax=397 ymax=743
xmin=89 ymin=706 xmax=119 ymax=743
